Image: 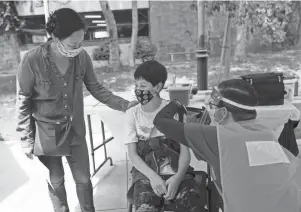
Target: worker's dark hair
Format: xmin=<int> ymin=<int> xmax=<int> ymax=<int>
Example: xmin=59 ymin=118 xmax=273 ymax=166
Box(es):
xmin=45 ymin=8 xmax=86 ymax=40
xmin=134 ymin=60 xmax=168 ymax=90
xmin=217 ymin=79 xmax=258 ymax=122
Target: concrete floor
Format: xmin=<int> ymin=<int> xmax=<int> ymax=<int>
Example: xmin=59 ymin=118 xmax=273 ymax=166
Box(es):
xmin=0 ymin=140 xmax=131 ymax=212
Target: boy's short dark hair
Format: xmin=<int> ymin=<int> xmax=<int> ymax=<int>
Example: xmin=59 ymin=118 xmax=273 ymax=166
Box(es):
xmin=134 ymin=60 xmax=168 ymax=88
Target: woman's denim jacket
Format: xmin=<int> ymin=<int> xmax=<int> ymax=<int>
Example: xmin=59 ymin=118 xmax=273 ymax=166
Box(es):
xmin=16 ymin=40 xmax=129 ymax=151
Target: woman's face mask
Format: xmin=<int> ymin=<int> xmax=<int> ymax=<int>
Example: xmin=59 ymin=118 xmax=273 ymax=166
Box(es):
xmin=56 ymin=40 xmax=83 ymax=57
xmin=55 ymin=29 xmax=84 ymax=58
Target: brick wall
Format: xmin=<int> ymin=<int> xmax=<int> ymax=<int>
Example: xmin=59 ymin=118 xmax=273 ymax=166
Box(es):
xmin=0 ymin=33 xmax=20 ymax=74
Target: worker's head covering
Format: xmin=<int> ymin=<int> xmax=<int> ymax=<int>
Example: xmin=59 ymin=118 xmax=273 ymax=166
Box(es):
xmin=208 ymin=79 xmax=258 ymax=124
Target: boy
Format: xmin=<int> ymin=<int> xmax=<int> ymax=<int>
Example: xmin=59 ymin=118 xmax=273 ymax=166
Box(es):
xmin=125 ymin=60 xmax=204 ymax=212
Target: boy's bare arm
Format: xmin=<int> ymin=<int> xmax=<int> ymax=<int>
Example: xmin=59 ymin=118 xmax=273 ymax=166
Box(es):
xmin=163 ymin=143 xmax=191 ymax=200
xmin=127 ymin=143 xmax=167 ymax=196
xmin=127 ymin=143 xmax=159 ymax=180
xmin=176 ymin=144 xmax=191 ymax=179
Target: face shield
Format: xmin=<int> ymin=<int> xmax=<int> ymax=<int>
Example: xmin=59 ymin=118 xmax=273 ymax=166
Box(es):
xmin=206 ymin=86 xmax=257 ymax=124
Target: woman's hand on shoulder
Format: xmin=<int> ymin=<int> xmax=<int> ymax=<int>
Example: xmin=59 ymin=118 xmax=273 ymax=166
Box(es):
xmin=127 ymin=100 xmax=139 ymax=110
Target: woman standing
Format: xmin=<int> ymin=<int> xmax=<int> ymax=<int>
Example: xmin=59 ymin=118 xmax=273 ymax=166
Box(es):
xmin=16 ymin=8 xmax=136 ymax=212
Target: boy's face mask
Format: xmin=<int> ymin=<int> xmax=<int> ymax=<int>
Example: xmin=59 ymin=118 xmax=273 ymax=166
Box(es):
xmin=134 ymin=79 xmax=161 ymax=105
xmin=135 ymin=89 xmax=154 ymax=105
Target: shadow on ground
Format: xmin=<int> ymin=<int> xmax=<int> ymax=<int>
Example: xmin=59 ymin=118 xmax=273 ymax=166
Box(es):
xmin=0 ymin=142 xmax=30 ymax=204
xmin=73 ymin=161 xmax=129 ymax=212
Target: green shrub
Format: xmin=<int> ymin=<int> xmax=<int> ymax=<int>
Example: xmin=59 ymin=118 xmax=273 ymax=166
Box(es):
xmin=92 ymin=38 xmax=121 ymax=61
xmin=92 ymin=36 xmax=157 ymax=62
xmin=135 ymin=36 xmax=157 ymax=61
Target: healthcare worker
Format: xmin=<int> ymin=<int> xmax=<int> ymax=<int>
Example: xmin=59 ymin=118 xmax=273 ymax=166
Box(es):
xmin=153 ymin=79 xmax=300 ymax=212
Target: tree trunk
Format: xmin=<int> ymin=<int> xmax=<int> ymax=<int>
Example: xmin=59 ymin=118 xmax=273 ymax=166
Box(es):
xmin=234 ymin=25 xmax=247 ymax=61
xmin=0 ymin=32 xmax=20 ymax=72
xmin=99 ymin=0 xmax=120 ymax=71
xmin=11 ymin=32 xmax=20 ymax=67
xmin=129 ymin=0 xmax=138 ymax=67
xmin=208 ymin=17 xmax=219 ymax=56
xmin=219 ymin=12 xmax=232 ymax=82
xmin=234 ymin=2 xmax=247 ymax=61
xmin=293 ymin=2 xmax=301 ymax=47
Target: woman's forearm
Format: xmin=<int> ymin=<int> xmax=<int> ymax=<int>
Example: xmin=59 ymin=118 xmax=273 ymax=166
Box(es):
xmin=16 ymin=53 xmax=35 ymax=149
xmin=155 ymin=102 xmax=219 ymax=165
xmin=83 ymin=50 xmax=129 ymax=112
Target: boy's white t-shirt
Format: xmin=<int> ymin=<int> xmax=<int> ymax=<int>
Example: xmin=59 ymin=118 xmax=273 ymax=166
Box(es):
xmin=124 ymin=99 xmax=170 ymax=144
xmin=124 ymin=99 xmax=176 ymax=174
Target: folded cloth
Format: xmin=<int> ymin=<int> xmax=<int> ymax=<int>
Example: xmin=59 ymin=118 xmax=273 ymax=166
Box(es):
xmin=256 ymin=100 xmax=300 ymax=134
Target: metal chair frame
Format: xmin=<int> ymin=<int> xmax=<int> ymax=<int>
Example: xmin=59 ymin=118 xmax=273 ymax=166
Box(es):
xmin=87 ymin=114 xmax=114 ymax=177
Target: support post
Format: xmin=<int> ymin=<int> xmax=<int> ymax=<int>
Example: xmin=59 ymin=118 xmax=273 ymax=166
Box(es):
xmin=196 ymin=0 xmax=209 ymax=90
xmin=43 ymin=0 xmax=50 ymax=39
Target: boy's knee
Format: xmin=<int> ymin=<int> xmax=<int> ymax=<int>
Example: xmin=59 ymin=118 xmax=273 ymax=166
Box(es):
xmin=179 ymin=187 xmax=202 ymax=202
xmin=134 ymin=184 xmax=162 ymax=210
xmin=174 ymin=184 xmax=206 ymax=211
xmin=136 ymin=204 xmax=159 ymax=212
xmin=135 ymin=191 xmax=161 ymax=206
